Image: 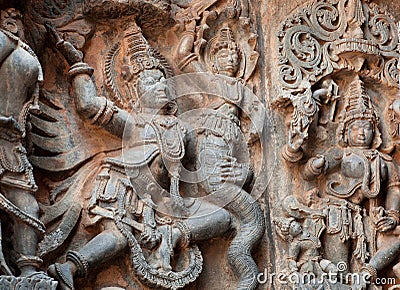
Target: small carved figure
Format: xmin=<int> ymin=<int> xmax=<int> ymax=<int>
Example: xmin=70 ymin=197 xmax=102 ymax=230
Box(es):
xmin=45 ymin=22 xmax=233 ymax=290
xmin=275 ymin=217 xmax=325 ymax=274
xmin=388 ymin=98 xmax=400 ymax=148
xmin=275 ymin=193 xmax=355 ymax=289
xmin=289 ymin=75 xmax=400 ymax=278
xmin=0 ymin=7 xmax=48 ymax=279
xmin=176 ymin=20 xmax=265 ymax=290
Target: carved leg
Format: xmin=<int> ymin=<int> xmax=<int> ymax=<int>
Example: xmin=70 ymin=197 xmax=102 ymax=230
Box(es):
xmin=184 ymin=204 xmax=232 ymax=242
xmin=48 ymin=229 xmax=127 ymax=290
xmin=368 ymin=240 xmax=400 ymax=271
xmin=362 ymin=238 xmax=400 ymax=288
xmin=152 ymin=204 xmax=232 ymax=271
xmin=3 ymin=186 xmax=40 ymax=276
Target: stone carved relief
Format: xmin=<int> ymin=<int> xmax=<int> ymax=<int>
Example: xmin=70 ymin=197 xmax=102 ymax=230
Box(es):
xmin=275 ymin=0 xmax=400 ymax=153
xmin=4 ymin=0 xmax=400 ymax=289
xmin=0 ymin=0 xmax=267 ymax=290
xmin=42 ymin=22 xmax=217 ymax=290
xmin=174 ymin=4 xmax=265 ymax=288
xmin=274 ymin=1 xmax=400 ymax=289
xmin=0 ymin=6 xmax=57 ymax=289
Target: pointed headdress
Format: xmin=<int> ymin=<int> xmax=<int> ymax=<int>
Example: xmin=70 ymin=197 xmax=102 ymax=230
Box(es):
xmin=337 ymin=75 xmax=381 ymax=148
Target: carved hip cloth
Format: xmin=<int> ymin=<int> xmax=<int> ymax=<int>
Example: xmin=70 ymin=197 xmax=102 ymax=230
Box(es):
xmin=0 ymin=133 xmax=36 ymax=192
xmin=325 ymin=199 xmax=368 ymax=262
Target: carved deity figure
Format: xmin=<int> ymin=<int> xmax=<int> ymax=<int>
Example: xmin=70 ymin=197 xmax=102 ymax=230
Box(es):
xmin=45 ymin=23 xmax=234 ymax=290
xmin=275 ymin=217 xmax=324 ymax=275
xmin=0 ymin=7 xmax=47 ymax=278
xmin=290 ymin=75 xmax=400 ymax=281
xmin=176 ymin=22 xmax=265 ymax=290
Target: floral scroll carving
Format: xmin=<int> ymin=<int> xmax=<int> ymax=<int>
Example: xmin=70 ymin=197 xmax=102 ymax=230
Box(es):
xmin=275 ymin=0 xmax=400 ymax=152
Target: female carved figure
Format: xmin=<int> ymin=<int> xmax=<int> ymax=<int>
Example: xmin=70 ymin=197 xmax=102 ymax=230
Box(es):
xmin=0 ymin=7 xmax=47 ymax=278
xmin=292 ymin=76 xmax=400 ymax=279
xmin=176 ymin=22 xmax=265 ymax=290
xmin=45 ymin=23 xmax=233 ymax=290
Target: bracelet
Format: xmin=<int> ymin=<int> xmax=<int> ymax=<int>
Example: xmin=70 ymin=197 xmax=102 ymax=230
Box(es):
xmin=68 ymin=62 xmax=94 ymax=78
xmin=386 ymin=209 xmax=400 ymax=225
xmin=361 ymin=264 xmax=377 ymax=282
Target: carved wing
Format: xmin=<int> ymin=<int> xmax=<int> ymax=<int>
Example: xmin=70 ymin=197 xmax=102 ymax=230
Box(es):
xmin=29 ymin=90 xmax=113 ymax=172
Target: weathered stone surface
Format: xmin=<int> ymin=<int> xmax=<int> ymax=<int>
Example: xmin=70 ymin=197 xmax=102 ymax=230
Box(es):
xmin=0 ymin=0 xmax=399 ymax=289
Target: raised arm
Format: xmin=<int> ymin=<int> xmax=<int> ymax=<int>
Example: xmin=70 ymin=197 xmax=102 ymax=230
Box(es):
xmin=175 ymin=20 xmax=206 ymax=73
xmin=46 ymin=23 xmax=131 ymax=138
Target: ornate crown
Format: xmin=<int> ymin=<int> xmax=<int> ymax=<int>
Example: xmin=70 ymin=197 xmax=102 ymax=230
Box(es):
xmin=121 ymin=24 xmax=164 ymax=81
xmin=104 ymin=22 xmax=173 ymax=110
xmin=210 ymin=26 xmax=239 ymax=56
xmin=337 ymin=75 xmax=381 ymax=147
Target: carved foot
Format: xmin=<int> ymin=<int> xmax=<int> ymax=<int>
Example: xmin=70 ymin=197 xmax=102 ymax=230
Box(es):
xmin=48 ymin=263 xmax=74 ymax=290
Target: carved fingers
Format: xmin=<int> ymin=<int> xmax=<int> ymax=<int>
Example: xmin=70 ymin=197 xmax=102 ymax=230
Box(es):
xmin=312 ymin=155 xmax=326 ymax=170
xmin=218 ymin=156 xmax=248 ymax=185
xmin=375 ymin=216 xmax=397 ymax=232
xmin=288 ymin=136 xmax=304 ymax=153
xmin=44 ymin=22 xmax=63 ymax=45
xmin=45 ymin=22 xmax=83 ymax=65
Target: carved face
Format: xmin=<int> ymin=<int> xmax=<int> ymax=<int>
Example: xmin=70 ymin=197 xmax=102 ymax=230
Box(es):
xmin=289 ymin=221 xmax=302 ymax=237
xmin=137 ymin=69 xmax=171 ymax=110
xmin=348 ymin=120 xmax=374 ymax=148
xmin=213 ymin=48 xmax=239 ymax=77
xmin=1 ymin=8 xmax=20 ymax=35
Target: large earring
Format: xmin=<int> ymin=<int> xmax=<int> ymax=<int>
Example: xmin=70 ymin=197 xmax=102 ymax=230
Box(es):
xmin=212 ymin=63 xmax=219 ymax=74
xmin=166 ymin=101 xmax=178 ymax=115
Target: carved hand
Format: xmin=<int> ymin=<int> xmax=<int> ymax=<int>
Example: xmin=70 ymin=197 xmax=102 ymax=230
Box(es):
xmin=176 ymin=19 xmax=196 ymax=62
xmin=375 ymin=216 xmax=397 ymax=232
xmin=311 ymin=155 xmax=326 ymax=172
xmin=218 ymin=156 xmax=249 ymax=186
xmin=288 ymin=136 xmax=304 ymax=153
xmin=45 ymin=22 xmax=83 ymax=65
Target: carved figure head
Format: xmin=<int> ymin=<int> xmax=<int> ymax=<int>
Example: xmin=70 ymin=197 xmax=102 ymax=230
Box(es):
xmin=120 ymin=23 xmax=175 ymax=113
xmin=347 ymin=119 xmax=374 ymax=148
xmin=337 ymin=75 xmax=381 ymax=148
xmin=1 ymin=8 xmax=22 ymax=37
xmin=210 ymin=26 xmax=240 ymax=77
xmin=274 ymin=217 xmax=302 ymax=242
